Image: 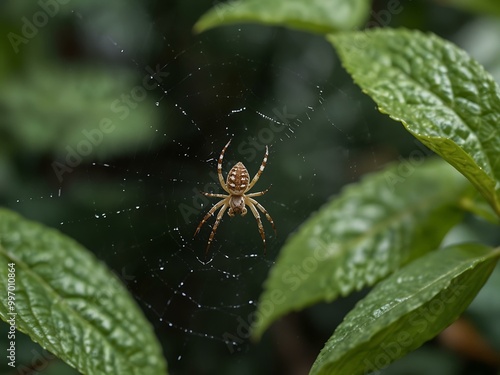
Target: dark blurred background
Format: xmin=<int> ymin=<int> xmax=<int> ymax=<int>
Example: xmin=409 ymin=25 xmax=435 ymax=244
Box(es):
xmin=1 ymin=1 xmax=499 ymax=374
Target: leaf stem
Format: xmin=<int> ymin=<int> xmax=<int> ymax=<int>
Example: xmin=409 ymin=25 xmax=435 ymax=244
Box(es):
xmin=458 ymin=196 xmax=500 ymax=225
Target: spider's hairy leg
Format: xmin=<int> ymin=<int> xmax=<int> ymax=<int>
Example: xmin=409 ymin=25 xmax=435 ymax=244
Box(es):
xmin=247 ymin=200 xmax=267 ymax=254
xmin=200 ymin=192 xmax=228 ymax=199
xmin=248 ymin=197 xmax=276 ymax=235
xmin=218 ymin=139 xmax=232 ymax=193
xmin=245 ymin=185 xmax=271 ymax=198
xmin=206 ymin=203 xmax=228 ymax=254
xmin=194 ymin=199 xmax=226 ymax=237
xmin=245 ymin=145 xmax=268 ymax=192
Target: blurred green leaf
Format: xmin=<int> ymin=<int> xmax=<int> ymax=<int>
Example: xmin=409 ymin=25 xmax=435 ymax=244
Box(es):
xmin=0 ymin=208 xmax=168 ymax=375
xmin=252 ymin=159 xmax=470 ymax=339
xmin=0 ymin=25 xmax=17 ymax=82
xmin=310 ymin=243 xmax=500 ymax=375
xmin=467 ymin=262 xmax=500 ymax=351
xmin=0 ymin=64 xmax=160 ymax=159
xmin=455 ymin=18 xmax=500 ymax=83
xmin=329 ymin=29 xmax=500 ymax=216
xmin=458 ymin=192 xmax=500 ymax=225
xmin=194 ymin=0 xmax=370 ymax=34
xmin=440 ymin=0 xmax=500 ymax=17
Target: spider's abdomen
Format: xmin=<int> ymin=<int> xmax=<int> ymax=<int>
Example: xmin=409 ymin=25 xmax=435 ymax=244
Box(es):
xmin=226 ymin=162 xmax=249 ymax=194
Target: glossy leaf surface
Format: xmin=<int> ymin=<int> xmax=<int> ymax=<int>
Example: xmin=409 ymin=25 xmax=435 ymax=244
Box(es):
xmin=310 ymin=243 xmax=500 ymax=375
xmin=252 ymin=159 xmax=470 ymax=339
xmin=329 ymin=29 xmax=500 ymax=216
xmin=194 ymin=0 xmax=370 ymax=34
xmin=0 ymin=209 xmax=167 ymax=375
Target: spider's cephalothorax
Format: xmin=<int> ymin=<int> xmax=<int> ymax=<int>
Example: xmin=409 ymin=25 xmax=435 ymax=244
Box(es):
xmin=194 ymin=140 xmax=276 ymax=254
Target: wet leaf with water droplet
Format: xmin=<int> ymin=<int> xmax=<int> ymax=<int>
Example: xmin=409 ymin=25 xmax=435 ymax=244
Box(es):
xmin=0 ymin=208 xmax=168 ymax=375
xmin=329 ymin=29 xmax=500 ymax=216
xmin=252 ymin=159 xmax=471 ymax=339
xmin=310 ymin=243 xmax=500 ymax=375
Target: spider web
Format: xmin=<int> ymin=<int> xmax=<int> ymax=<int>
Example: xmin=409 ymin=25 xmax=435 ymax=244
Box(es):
xmin=8 ymin=4 xmax=391 ymax=374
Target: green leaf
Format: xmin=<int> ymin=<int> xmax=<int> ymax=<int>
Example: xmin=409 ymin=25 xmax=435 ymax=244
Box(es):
xmin=0 ymin=209 xmax=167 ymax=375
xmin=442 ymin=0 xmax=500 ymax=17
xmin=194 ymin=0 xmax=370 ymax=35
xmin=328 ymin=29 xmax=500 ymax=216
xmin=252 ymin=159 xmax=470 ymax=339
xmin=310 ymin=243 xmax=500 ymax=375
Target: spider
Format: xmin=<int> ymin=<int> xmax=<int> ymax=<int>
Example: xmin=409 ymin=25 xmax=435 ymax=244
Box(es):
xmin=194 ymin=140 xmax=276 ymax=253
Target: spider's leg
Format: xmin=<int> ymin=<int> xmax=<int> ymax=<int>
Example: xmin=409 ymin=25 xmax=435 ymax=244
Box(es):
xmin=248 ymin=197 xmax=276 ymax=235
xmin=194 ymin=199 xmax=226 ymax=237
xmin=245 ymin=145 xmax=268 ymax=192
xmin=205 ymin=203 xmax=228 ymax=254
xmin=218 ymin=140 xmax=232 ymax=193
xmin=245 ymin=185 xmax=271 ymax=198
xmin=201 ymin=192 xmax=228 ymax=198
xmin=247 ymin=200 xmax=267 ymax=254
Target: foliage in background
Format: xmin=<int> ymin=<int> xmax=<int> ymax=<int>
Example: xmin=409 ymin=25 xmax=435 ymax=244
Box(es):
xmin=0 ymin=1 xmax=160 ymax=162
xmin=0 ymin=65 xmax=159 ymax=158
xmin=442 ymin=0 xmax=500 ymax=17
